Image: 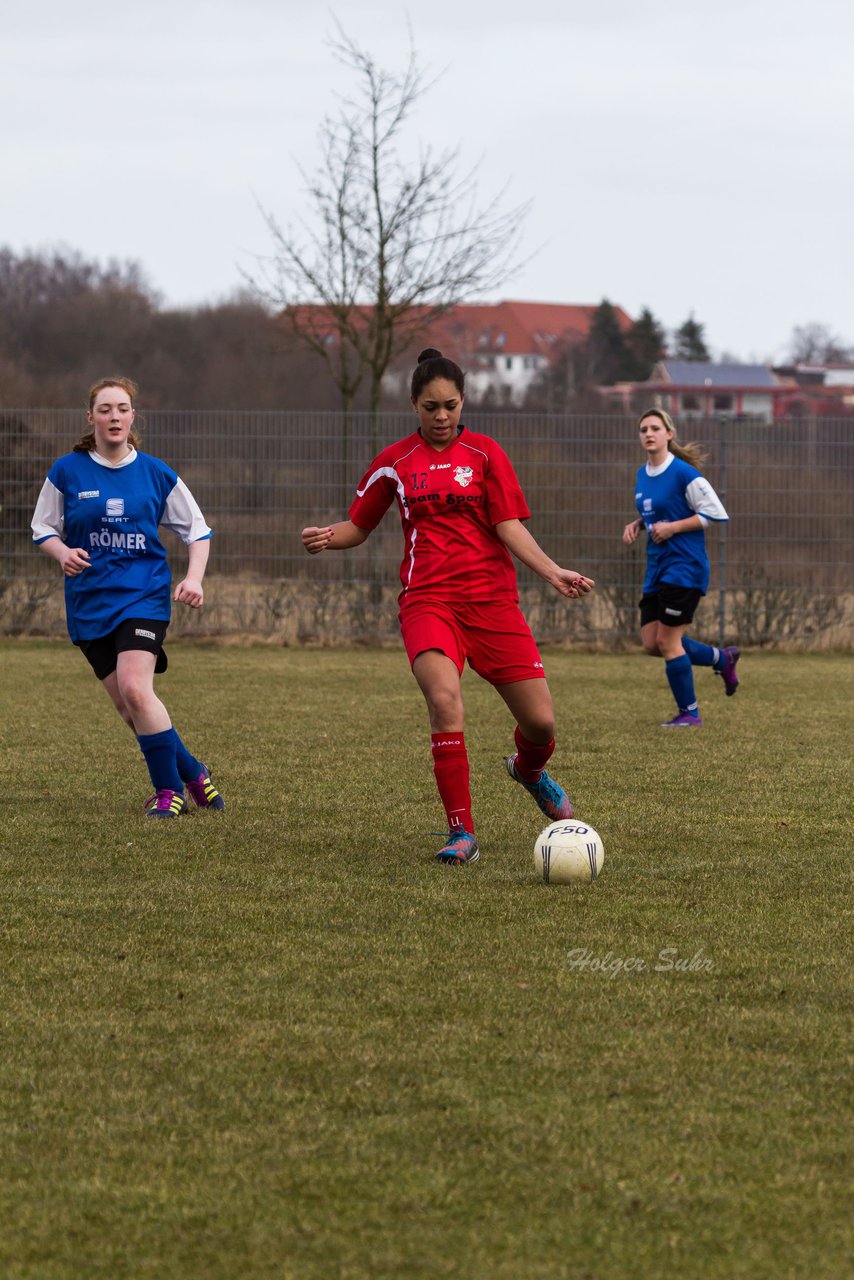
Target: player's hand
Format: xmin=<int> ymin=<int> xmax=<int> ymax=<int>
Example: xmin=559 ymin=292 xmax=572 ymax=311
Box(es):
xmin=174 ymin=576 xmax=204 ymax=608
xmin=649 ymin=521 xmax=674 ymax=543
xmin=554 ymin=570 xmax=595 ymax=600
xmin=302 ymin=526 xmax=334 ymax=555
xmin=60 ymin=547 xmax=91 ymax=576
xmin=622 ymin=520 xmax=642 ymax=545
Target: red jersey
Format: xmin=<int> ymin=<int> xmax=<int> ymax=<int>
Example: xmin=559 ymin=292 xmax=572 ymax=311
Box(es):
xmin=348 ymin=427 xmax=530 ymax=602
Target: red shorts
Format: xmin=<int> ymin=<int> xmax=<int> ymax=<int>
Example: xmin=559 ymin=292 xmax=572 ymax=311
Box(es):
xmin=399 ymin=597 xmax=545 ymax=685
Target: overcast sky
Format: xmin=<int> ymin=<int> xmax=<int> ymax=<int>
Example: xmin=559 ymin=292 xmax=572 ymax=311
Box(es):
xmin=3 ymin=0 xmax=852 ymax=361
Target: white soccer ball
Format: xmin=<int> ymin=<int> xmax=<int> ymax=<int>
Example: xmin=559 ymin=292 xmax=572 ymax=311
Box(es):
xmin=534 ymin=820 xmax=604 ymax=884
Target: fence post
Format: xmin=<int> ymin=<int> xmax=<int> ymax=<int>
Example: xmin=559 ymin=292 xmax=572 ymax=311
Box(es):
xmin=717 ymin=418 xmax=728 ymax=647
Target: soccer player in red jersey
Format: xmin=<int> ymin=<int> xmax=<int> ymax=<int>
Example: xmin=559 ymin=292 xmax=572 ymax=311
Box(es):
xmin=302 ymin=348 xmax=594 ymax=866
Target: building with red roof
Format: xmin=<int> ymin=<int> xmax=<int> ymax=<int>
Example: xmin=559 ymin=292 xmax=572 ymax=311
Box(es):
xmin=423 ymin=300 xmax=634 ymax=403
xmin=282 ymin=299 xmax=634 ymax=405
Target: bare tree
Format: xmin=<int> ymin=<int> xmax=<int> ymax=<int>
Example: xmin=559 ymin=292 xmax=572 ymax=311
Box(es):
xmin=786 ymin=322 xmax=853 ymax=365
xmin=252 ymin=22 xmax=529 ymax=449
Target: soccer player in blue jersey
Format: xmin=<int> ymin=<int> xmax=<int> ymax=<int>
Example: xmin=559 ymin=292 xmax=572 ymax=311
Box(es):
xmin=31 ymin=377 xmax=225 ymax=816
xmin=622 ymin=408 xmax=740 ymax=727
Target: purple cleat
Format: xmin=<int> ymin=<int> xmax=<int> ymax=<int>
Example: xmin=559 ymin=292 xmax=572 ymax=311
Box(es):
xmin=716 ymin=646 xmax=740 ymax=696
xmin=144 ymin=789 xmax=189 ymax=817
xmin=506 ymin=754 xmax=574 ymax=819
xmin=660 ymin=712 xmax=704 ymax=728
xmin=186 ymin=764 xmax=225 ymax=811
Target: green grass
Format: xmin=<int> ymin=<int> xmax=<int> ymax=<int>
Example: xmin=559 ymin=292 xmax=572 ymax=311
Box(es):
xmin=1 ymin=642 xmax=851 ymax=1279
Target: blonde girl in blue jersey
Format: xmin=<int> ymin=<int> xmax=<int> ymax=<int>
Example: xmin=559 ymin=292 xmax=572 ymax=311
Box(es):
xmin=31 ymin=376 xmax=225 ymax=816
xmin=622 ymin=408 xmax=740 ymax=727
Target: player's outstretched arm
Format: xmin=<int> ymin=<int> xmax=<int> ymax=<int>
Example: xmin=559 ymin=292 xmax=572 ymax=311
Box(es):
xmin=302 ymin=521 xmax=370 ymax=554
xmin=494 ymin=519 xmax=595 ymax=600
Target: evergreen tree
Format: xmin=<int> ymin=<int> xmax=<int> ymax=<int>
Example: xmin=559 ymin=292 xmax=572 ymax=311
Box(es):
xmin=673 ymin=315 xmax=711 ymax=362
xmin=624 ymin=307 xmax=667 ymax=380
xmin=586 ymin=299 xmax=629 ymax=385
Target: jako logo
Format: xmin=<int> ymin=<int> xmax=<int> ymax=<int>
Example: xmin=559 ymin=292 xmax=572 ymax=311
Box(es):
xmin=432 ymin=738 xmax=463 ymax=749
xmin=134 ymin=628 xmax=156 ymax=640
xmin=78 ymin=490 xmax=100 ymax=499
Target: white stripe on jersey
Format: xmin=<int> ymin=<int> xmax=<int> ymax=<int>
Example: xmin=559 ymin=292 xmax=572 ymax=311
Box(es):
xmin=456 ymin=440 xmax=489 ymax=463
xmin=356 ymin=462 xmax=419 ymax=589
xmin=355 ymin=464 xmax=410 ymax=516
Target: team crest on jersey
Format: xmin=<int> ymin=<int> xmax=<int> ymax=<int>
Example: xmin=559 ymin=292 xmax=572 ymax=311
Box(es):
xmin=453 ymin=465 xmax=474 ymax=488
xmin=106 ymin=498 xmax=125 ymax=516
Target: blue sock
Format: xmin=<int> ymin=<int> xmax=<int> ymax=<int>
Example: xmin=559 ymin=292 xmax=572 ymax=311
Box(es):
xmin=665 ymin=654 xmax=700 ymax=715
xmin=138 ymin=729 xmax=184 ymax=793
xmin=682 ymin=636 xmax=719 ymax=668
xmin=171 ymin=728 xmax=203 ymax=783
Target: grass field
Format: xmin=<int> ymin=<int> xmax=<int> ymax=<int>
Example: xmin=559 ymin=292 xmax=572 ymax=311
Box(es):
xmin=1 ymin=641 xmax=851 ymax=1279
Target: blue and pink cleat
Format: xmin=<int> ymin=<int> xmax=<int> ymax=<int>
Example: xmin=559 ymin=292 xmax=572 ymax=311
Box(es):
xmin=434 ymin=828 xmax=480 ymax=866
xmin=506 ymin=754 xmax=574 ymax=820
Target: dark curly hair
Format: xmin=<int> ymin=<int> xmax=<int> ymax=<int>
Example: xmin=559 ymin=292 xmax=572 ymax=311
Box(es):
xmin=410 ymin=348 xmax=465 ymax=401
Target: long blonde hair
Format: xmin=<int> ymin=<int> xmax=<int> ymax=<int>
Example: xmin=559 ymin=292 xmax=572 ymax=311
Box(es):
xmin=637 ymin=408 xmax=706 ymax=469
xmin=73 ymin=376 xmax=142 ymax=453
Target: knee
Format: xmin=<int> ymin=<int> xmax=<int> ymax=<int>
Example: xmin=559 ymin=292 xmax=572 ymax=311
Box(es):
xmin=117 ymin=676 xmax=154 ymax=716
xmin=520 ymin=711 xmax=555 ymax=744
xmin=642 ymin=640 xmax=662 ymax=657
xmin=424 ymin=685 xmax=463 ymax=731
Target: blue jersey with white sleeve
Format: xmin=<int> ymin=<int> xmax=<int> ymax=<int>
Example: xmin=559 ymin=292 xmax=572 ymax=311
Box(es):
xmin=635 ymin=453 xmax=728 ymax=594
xmin=31 ymin=449 xmax=212 ymax=643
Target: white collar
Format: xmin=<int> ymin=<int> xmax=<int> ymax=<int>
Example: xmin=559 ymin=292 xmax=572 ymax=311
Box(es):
xmin=646 ymin=452 xmax=675 ymax=477
xmin=89 ymin=447 xmax=138 ymax=469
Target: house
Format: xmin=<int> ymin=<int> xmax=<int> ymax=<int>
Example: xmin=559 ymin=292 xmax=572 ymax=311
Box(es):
xmin=280 ymin=299 xmax=634 ymax=406
xmin=601 ymin=361 xmax=795 ymax=423
xmin=423 ymin=301 xmax=634 ymax=404
xmin=771 ymin=363 xmax=854 ymax=416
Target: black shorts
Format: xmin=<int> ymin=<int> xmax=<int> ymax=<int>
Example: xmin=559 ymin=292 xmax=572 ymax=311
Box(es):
xmin=77 ymin=617 xmax=169 ymax=681
xmin=640 ymin=584 xmax=704 ymax=629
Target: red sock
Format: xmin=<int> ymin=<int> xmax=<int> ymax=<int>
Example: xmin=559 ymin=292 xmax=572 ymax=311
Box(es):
xmin=431 ymin=732 xmax=474 ymax=833
xmin=513 ymin=726 xmax=555 ymax=782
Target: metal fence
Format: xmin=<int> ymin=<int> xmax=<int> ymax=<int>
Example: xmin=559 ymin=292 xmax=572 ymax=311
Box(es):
xmin=2 ymin=408 xmax=852 ymax=648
